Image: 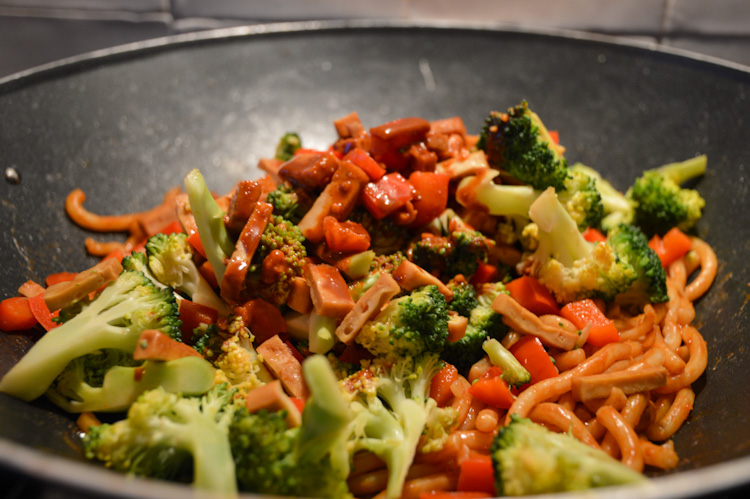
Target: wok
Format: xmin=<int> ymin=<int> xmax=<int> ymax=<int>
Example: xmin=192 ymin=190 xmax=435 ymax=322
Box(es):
xmin=0 ymin=20 xmax=748 ymax=499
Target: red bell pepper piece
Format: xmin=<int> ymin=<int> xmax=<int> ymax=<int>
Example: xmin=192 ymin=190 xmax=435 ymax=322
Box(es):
xmin=157 ymin=220 xmax=183 ymax=235
xmin=186 ymin=230 xmax=207 ymax=258
xmin=234 ymin=298 xmax=287 ymax=345
xmin=505 ymin=276 xmax=559 ymax=316
xmin=45 ymin=272 xmax=77 ymax=287
xmin=343 ymin=148 xmax=386 ymax=181
xmin=28 ymin=293 xmax=59 ymax=331
xmin=0 ymin=296 xmax=38 ymax=332
xmin=649 ymin=227 xmax=692 ymax=268
xmin=456 ymin=453 xmax=497 ymax=496
xmin=582 ymin=226 xmax=607 ymax=243
xmin=361 ymin=172 xmax=415 ymax=219
xmin=560 ymin=299 xmax=619 ymax=347
xmin=408 ymin=171 xmax=450 ymax=227
xmin=470 ymin=262 xmax=499 ymax=286
xmin=429 ymin=363 xmax=459 ymax=407
xmin=468 ymin=366 xmax=514 ymax=409
xmin=179 ymin=299 xmax=219 ymax=343
xmin=510 ymin=335 xmax=559 ymax=385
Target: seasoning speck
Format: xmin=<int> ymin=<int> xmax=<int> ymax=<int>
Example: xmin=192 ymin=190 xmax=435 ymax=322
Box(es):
xmin=5 ymin=167 xmax=20 ymax=184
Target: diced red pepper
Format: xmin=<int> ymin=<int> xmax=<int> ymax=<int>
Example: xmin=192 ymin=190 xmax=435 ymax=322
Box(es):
xmin=505 ymin=276 xmax=559 ymax=316
xmin=470 ymin=263 xmax=499 ymax=286
xmin=234 ymin=298 xmax=287 ymax=344
xmin=560 ymin=299 xmax=619 ymax=347
xmin=103 ymin=248 xmax=125 ymax=262
xmin=457 ymin=453 xmax=497 ymax=496
xmin=187 ymin=230 xmax=207 ymax=258
xmin=582 ymin=227 xmax=607 ymax=243
xmin=408 ymin=171 xmax=450 ymax=227
xmin=649 ymin=227 xmax=692 ymax=268
xmin=430 ymin=363 xmax=459 ymax=407
xmin=468 ymin=366 xmax=514 ymax=409
xmin=510 ymin=335 xmax=559 ymax=385
xmin=179 ymin=299 xmax=219 ymax=343
xmin=0 ymin=296 xmax=38 ymax=332
xmin=290 ymin=397 xmax=306 ymax=414
xmin=28 ymin=293 xmax=59 ymax=331
xmin=361 ymin=172 xmax=415 ymax=220
xmin=548 ymin=130 xmax=560 ymax=145
xmin=45 ymin=272 xmax=76 ymax=287
xmin=157 ymin=220 xmax=183 ymax=235
xmin=338 ymin=342 xmax=374 ymax=365
xmin=323 ymin=216 xmax=371 ymax=253
xmin=343 ymin=148 xmax=386 ymax=181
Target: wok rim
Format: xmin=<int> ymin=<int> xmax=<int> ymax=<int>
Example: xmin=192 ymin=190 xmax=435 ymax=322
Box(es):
xmin=1 ymin=18 xmax=749 ymax=498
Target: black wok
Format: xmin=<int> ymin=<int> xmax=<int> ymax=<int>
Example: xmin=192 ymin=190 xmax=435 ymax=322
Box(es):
xmin=0 ymin=20 xmax=749 ymax=499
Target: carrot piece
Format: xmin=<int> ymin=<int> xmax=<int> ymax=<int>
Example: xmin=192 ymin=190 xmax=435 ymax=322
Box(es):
xmin=0 ymin=296 xmax=38 ymax=331
xmin=133 ymin=329 xmax=201 ymax=361
xmin=408 ymin=171 xmax=450 ymax=227
xmin=649 ymin=228 xmax=692 ymax=267
xmin=28 ymin=293 xmax=59 ymax=331
xmin=560 ymin=298 xmax=619 ymax=347
xmin=509 ymin=335 xmax=559 ymax=385
xmin=505 ymin=275 xmax=559 ymax=316
xmin=582 ymin=226 xmax=607 ymax=243
xmin=469 ymin=262 xmax=498 ymax=287
xmin=468 ymin=367 xmax=514 ymax=409
xmin=548 ymin=130 xmax=560 ymax=145
xmin=456 ymin=453 xmax=497 ymax=495
xmin=233 ymin=298 xmax=287 ymax=344
xmin=430 ymin=363 xmax=459 ymax=407
xmin=45 ymin=272 xmax=77 ymax=287
xmin=179 ymin=299 xmax=219 ymax=344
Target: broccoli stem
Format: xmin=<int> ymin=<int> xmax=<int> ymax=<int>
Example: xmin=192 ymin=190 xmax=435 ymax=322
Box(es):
xmin=482 ymin=338 xmax=530 ymax=387
xmin=653 ymin=154 xmax=707 ymax=185
xmin=529 ymin=187 xmax=593 ymax=267
xmin=184 ymin=169 xmax=234 ymax=285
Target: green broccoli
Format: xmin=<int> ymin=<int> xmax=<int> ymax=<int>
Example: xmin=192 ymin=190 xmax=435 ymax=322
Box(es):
xmin=570 ymin=163 xmax=634 ymax=232
xmin=627 ymin=155 xmax=707 ymax=236
xmin=523 ymin=187 xmax=638 ymax=304
xmin=121 ymin=251 xmax=168 ymax=290
xmin=246 ymin=215 xmax=307 ymax=306
xmin=0 ymin=270 xmax=181 ymax=402
xmin=482 ymin=338 xmax=530 ymax=387
xmin=456 ymin=167 xmax=603 ymax=231
xmin=146 ymin=232 xmax=231 ymax=316
xmin=84 ymin=384 xmax=239 ymax=495
xmin=231 ymin=355 xmax=355 ymax=498
xmin=266 ymin=183 xmax=314 ymax=224
xmin=446 ymin=278 xmax=479 ymax=317
xmin=492 ymin=416 xmax=646 ymax=495
xmin=441 ymin=282 xmax=509 ymax=374
xmin=47 ymin=352 xmax=215 ymax=413
xmin=184 ymin=168 xmax=235 ymax=285
xmin=346 ymin=353 xmax=445 ymax=499
xmin=408 ymin=227 xmax=494 ymax=280
xmin=356 ymin=285 xmax=449 ymax=359
xmin=349 ymin=207 xmax=409 ymax=255
xmin=477 ymin=101 xmax=569 ymax=191
xmin=607 ymin=224 xmax=668 ymax=304
xmin=275 ymin=132 xmax=302 ymax=161
xmin=213 ymin=319 xmax=274 ymax=397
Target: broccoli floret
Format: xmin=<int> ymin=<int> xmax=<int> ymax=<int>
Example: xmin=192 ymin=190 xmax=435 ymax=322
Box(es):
xmin=492 ymin=416 xmax=646 ymax=495
xmin=408 ymin=228 xmax=494 ymax=280
xmin=0 ymin=270 xmax=181 ymax=402
xmin=184 ymin=168 xmax=235 ymax=285
xmin=482 ymin=338 xmax=530 ymax=387
xmin=83 ymin=384 xmax=238 ymax=495
xmin=349 ymin=208 xmax=409 ymax=255
xmin=146 ymin=232 xmax=231 ymax=316
xmin=47 ymin=352 xmax=215 ymax=413
xmin=570 ymin=163 xmax=634 ymax=232
xmin=275 ymin=132 xmax=302 ymax=161
xmin=607 ymin=224 xmax=668 ymax=304
xmin=246 ymin=215 xmax=307 ymax=306
xmin=346 ymin=353 xmax=443 ymax=499
xmin=477 ymin=101 xmax=569 ymax=191
xmin=213 ymin=322 xmax=274 ymax=397
xmin=231 ymin=355 xmax=354 ymax=498
xmin=446 ymin=277 xmax=478 ymax=317
xmin=523 ymin=188 xmax=638 ymax=304
xmin=356 ymin=285 xmax=449 ymax=359
xmin=456 ymin=167 xmax=603 ymax=231
xmin=121 ymin=251 xmax=168 ymax=290
xmin=266 ymin=184 xmax=314 ymax=224
xmin=442 ymin=282 xmax=509 ymax=373
xmin=627 ymin=155 xmax=707 ymax=236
